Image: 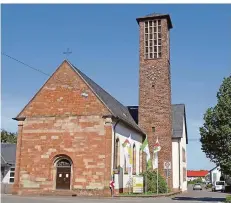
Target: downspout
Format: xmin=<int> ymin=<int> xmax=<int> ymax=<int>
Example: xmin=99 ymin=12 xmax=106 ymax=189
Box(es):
xmin=113 ymin=118 xmax=120 ymax=181
xmin=178 ymin=139 xmax=181 ymax=191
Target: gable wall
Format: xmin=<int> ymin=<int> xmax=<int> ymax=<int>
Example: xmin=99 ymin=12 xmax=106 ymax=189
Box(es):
xmin=211 ymin=167 xmax=221 ymax=183
xmin=2 ymin=167 xmax=11 ymax=184
xmin=13 ymin=116 xmax=113 ymax=195
xmin=172 ymin=138 xmax=180 ymax=190
xmin=18 ymin=61 xmax=110 ymax=118
xmin=172 ymin=116 xmax=187 ymax=192
xmin=13 ymin=61 xmax=114 ymax=195
xmin=180 ymin=116 xmax=187 ymax=191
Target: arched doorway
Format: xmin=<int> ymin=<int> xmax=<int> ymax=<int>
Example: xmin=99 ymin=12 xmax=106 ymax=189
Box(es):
xmin=55 ymin=158 xmax=71 ymax=190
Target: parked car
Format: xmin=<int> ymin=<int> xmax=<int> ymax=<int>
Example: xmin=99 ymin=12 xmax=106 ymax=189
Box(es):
xmin=193 ymin=183 xmax=202 ymax=190
xmin=212 ymin=181 xmax=225 ymax=192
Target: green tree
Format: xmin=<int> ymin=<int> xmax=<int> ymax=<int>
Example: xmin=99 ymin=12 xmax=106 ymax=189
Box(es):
xmin=200 ymin=76 xmax=231 ymax=175
xmin=1 ymin=129 xmax=17 ymax=143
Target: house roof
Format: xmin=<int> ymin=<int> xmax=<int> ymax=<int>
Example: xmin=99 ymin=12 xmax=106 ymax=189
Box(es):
xmin=127 ymin=105 xmax=188 ymax=141
xmin=13 ymin=60 xmax=187 ymax=141
xmin=187 ymin=170 xmax=209 ymax=177
xmin=68 ymin=61 xmax=146 ymax=136
xmin=209 ymin=166 xmax=220 ymax=172
xmin=136 ymin=13 xmax=173 ymax=29
xmin=172 ymin=104 xmax=188 ymax=144
xmin=127 ymin=106 xmax=139 ymax=124
xmin=1 ymin=143 xmax=16 ymax=166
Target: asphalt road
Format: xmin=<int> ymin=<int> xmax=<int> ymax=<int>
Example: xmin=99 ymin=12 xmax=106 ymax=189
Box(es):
xmin=1 ymin=188 xmax=228 ymax=203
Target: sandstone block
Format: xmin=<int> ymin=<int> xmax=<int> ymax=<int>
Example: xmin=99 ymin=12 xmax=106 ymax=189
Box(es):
xmin=22 ymin=180 xmax=40 ymax=188
xmin=74 ymin=185 xmax=83 ymax=189
xmin=41 ymin=155 xmax=49 ymax=159
xmin=40 ymin=136 xmax=46 ymax=140
xmin=75 ymin=178 xmax=86 ymax=183
xmin=35 ymin=177 xmax=46 ymax=182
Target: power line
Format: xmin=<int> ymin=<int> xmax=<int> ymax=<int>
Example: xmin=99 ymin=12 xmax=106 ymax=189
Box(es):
xmin=2 ymin=52 xmax=50 ymax=77
xmin=1 ymin=52 xmax=72 ymax=87
xmin=2 ymin=53 xmax=203 ymax=142
xmin=188 ymin=139 xmax=201 ymax=142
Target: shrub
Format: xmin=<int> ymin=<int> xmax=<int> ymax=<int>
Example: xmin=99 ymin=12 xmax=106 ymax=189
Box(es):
xmin=142 ymin=170 xmax=168 ymax=194
xmin=205 ymin=184 xmax=212 ymax=189
xmin=226 ymin=195 xmax=231 ymax=203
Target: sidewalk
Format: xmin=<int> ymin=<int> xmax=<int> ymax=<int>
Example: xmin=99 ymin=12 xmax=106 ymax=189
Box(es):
xmin=115 ymin=191 xmax=181 ymax=198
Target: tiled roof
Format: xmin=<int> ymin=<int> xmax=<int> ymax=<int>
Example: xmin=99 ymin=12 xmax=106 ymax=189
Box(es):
xmin=187 ymin=170 xmax=209 ymax=177
xmin=127 ymin=105 xmax=188 ymax=141
xmin=172 ymin=104 xmax=188 ymax=143
xmin=68 ymin=61 xmax=145 ymax=136
xmin=136 ymin=13 xmax=173 ymax=29
xmin=1 ymin=143 xmax=16 ymax=166
xmin=145 ymin=13 xmax=168 ymax=17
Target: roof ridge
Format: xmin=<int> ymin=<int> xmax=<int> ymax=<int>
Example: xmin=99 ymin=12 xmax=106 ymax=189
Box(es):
xmin=145 ymin=12 xmax=167 ymax=17
xmin=71 ymin=64 xmax=128 ymax=112
xmin=66 ymin=61 xmax=145 ymax=136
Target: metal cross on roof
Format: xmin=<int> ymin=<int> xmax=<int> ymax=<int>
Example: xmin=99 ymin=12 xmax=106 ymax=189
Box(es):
xmin=63 ymin=48 xmax=72 ymax=59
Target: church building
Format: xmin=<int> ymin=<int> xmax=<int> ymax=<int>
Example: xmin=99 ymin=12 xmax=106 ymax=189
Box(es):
xmin=12 ymin=13 xmax=188 ymax=196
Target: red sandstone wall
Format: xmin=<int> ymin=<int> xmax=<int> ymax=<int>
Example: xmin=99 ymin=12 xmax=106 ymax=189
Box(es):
xmin=138 ymin=18 xmax=173 ymax=187
xmin=13 ymin=61 xmax=113 ymax=196
xmin=18 ymin=61 xmax=110 ymax=118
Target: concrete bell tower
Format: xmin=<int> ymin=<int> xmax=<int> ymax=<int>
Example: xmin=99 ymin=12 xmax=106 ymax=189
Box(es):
xmin=137 ymin=13 xmax=173 ymax=187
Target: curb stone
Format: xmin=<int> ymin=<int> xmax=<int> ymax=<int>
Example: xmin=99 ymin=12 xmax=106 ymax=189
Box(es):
xmin=115 ymin=191 xmax=181 ymax=198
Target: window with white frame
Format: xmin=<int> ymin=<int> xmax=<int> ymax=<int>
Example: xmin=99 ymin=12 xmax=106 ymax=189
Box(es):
xmin=9 ymin=167 xmax=15 ymax=183
xmin=144 ymin=20 xmax=162 ymax=59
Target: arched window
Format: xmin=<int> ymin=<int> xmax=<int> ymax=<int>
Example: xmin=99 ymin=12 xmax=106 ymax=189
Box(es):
xmin=56 ymin=159 xmax=71 ymax=167
xmin=133 ymin=144 xmax=136 ymax=174
xmin=115 ymin=138 xmax=120 ymax=169
xmin=124 ymin=157 xmax=128 ymax=174
xmin=143 ymin=153 xmax=147 ymax=172
xmin=139 ymin=148 xmax=143 ymax=174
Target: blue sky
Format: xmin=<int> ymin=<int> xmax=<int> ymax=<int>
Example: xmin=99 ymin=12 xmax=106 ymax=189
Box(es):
xmin=2 ymin=4 xmax=231 ymax=170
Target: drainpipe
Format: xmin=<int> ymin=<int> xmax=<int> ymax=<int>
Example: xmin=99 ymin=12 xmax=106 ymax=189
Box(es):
xmin=113 ymin=117 xmax=120 ymax=181
xmin=178 ymin=139 xmax=181 ymax=190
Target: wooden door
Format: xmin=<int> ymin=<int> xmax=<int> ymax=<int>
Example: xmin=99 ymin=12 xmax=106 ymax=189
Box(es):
xmin=56 ymin=167 xmax=71 ymax=190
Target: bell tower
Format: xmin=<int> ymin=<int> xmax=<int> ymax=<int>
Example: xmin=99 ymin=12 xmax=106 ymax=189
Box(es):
xmin=137 ymin=13 xmax=173 ymax=186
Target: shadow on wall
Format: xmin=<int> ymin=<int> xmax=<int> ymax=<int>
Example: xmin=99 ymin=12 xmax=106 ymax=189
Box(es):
xmin=172 ymin=196 xmax=226 ymax=202
xmin=1 ymin=183 xmax=13 ymax=194
xmin=118 ymin=166 xmax=123 ymax=192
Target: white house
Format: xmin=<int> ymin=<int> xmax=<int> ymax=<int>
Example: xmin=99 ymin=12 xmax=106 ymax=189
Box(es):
xmin=209 ymin=166 xmax=231 ymax=185
xmin=187 ymin=170 xmax=209 ymax=182
xmin=1 ymin=143 xmax=16 ymax=194
xmin=210 ymin=166 xmax=222 ymax=184
xmin=1 ymin=143 xmax=16 ymax=184
xmin=171 ymin=104 xmax=188 ymax=192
